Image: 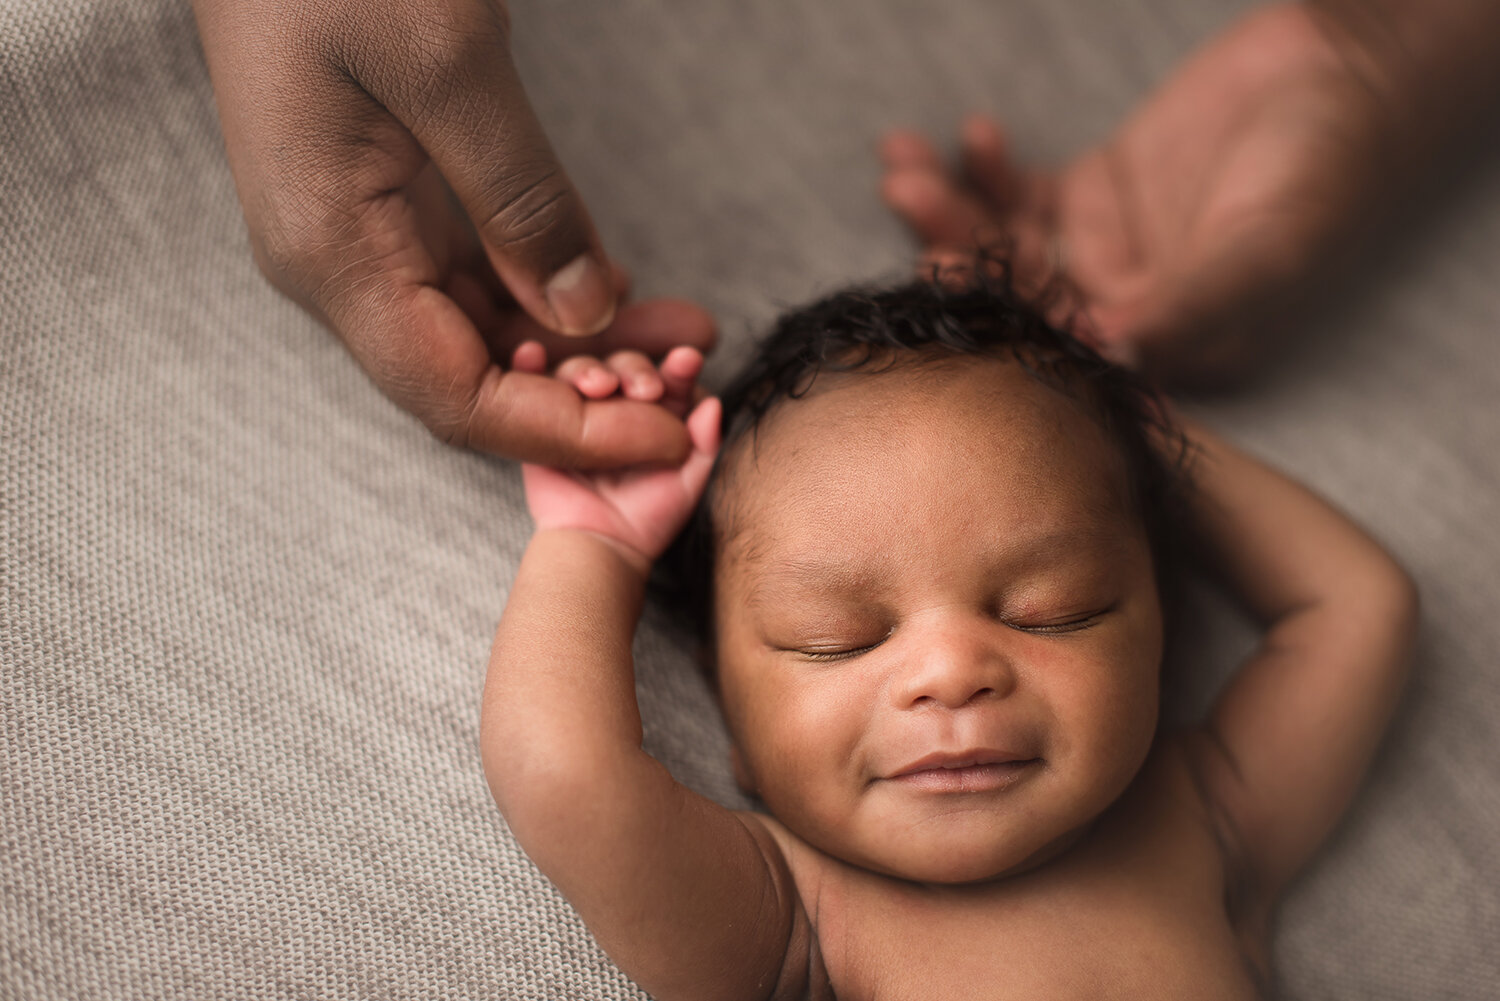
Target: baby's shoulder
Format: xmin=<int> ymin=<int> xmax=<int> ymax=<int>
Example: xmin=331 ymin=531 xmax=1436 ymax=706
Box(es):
xmin=1123 ymin=732 xmax=1254 ymax=886
xmin=1149 ymin=729 xmax=1259 ymax=874
xmin=733 ymin=811 xmax=838 ymax=1001
xmin=1138 ymin=731 xmax=1275 ymax=966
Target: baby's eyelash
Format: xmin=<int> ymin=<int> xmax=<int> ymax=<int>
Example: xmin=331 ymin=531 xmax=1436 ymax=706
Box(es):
xmin=795 ymin=641 xmax=882 ymax=661
xmin=785 ymin=630 xmax=892 ymax=661
xmin=1008 ymin=606 xmax=1115 ymax=635
xmin=795 ymin=647 xmax=867 ymax=662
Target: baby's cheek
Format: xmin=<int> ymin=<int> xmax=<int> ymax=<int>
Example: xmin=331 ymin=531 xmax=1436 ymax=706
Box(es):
xmin=758 ymin=679 xmax=846 ymax=769
xmin=1075 ymin=669 xmax=1158 ymax=793
xmin=1038 ymin=643 xmax=1156 ymax=779
xmin=741 ymin=675 xmax=857 ymax=806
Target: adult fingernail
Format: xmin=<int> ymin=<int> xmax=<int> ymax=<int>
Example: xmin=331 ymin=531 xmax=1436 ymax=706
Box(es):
xmin=546 ymin=255 xmax=615 ymax=336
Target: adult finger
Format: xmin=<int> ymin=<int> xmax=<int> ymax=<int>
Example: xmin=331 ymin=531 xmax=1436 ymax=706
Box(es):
xmin=357 ymin=3 xmax=617 ymax=337
xmin=882 ymin=166 xmax=998 ymax=249
xmin=474 ymin=369 xmax=694 ymax=468
xmin=960 ymin=115 xmax=1021 ymax=212
xmin=329 ymin=271 xmax=688 ymax=467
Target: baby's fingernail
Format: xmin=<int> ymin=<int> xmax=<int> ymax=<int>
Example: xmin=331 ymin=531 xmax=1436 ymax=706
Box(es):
xmin=546 ymin=255 xmax=616 ymax=336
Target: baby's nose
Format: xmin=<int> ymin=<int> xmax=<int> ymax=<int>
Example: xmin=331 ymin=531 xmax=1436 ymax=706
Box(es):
xmin=893 ymin=624 xmax=1016 ymax=710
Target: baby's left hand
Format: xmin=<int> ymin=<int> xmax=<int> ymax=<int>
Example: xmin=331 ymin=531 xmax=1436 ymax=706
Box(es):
xmin=515 ymin=342 xmax=721 ymax=571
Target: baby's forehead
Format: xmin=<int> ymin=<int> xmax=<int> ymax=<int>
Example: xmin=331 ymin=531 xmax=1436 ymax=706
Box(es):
xmin=731 ymin=356 xmax=1065 ymax=461
xmin=712 ymin=357 xmax=1135 ymax=568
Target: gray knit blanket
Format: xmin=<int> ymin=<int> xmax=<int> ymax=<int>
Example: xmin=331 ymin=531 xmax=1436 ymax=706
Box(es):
xmin=4 ymin=0 xmax=1497 ymax=997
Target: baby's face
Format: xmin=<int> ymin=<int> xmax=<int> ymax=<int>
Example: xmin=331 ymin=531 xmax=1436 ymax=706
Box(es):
xmin=712 ymin=356 xmax=1163 ymax=884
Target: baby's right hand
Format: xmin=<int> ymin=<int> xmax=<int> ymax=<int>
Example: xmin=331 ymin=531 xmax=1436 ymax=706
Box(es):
xmin=513 ymin=343 xmax=721 ymax=572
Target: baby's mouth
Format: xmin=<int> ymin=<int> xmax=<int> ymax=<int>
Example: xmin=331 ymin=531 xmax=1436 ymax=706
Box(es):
xmin=886 ymin=751 xmax=1042 ymax=794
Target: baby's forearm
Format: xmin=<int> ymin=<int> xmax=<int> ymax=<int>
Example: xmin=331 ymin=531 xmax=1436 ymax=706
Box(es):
xmin=1183 ymin=421 xmax=1414 ymax=628
xmin=1183 ymin=420 xmax=1417 ymax=893
xmin=480 ymin=529 xmax=798 ymax=1000
xmin=481 ymin=529 xmax=653 ymax=825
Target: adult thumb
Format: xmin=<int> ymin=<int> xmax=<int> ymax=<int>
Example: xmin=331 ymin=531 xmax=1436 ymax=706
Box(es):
xmin=378 ymin=13 xmax=617 ymax=337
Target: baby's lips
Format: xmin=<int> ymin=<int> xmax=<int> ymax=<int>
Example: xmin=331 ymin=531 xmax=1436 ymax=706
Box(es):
xmin=885 ymin=752 xmax=1044 ymax=796
xmin=887 ymin=747 xmax=1039 ymax=780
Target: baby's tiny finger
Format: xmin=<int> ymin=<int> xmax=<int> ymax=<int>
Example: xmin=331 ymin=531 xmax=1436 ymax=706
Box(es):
xmin=685 ymin=396 xmax=722 ymax=462
xmin=555 ymin=355 xmax=620 ymax=399
xmin=605 ymin=350 xmax=663 ymax=401
xmin=658 ymin=346 xmax=705 ymax=416
xmin=510 ymin=340 xmax=548 ymax=374
xmin=659 ymin=346 xmax=703 ymax=387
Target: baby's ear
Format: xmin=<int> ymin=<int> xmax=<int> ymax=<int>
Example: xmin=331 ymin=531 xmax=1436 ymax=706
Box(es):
xmin=729 ymin=744 xmax=759 ymax=797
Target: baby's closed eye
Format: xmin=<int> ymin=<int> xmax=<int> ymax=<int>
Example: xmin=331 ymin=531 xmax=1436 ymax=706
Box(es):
xmin=1001 ymin=604 xmax=1117 ymax=635
xmin=762 ymin=607 xmax=893 ymax=662
xmin=777 ymin=632 xmax=893 ymax=662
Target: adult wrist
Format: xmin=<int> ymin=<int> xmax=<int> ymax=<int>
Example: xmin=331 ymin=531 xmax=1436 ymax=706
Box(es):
xmin=1308 ymin=0 xmax=1500 ymax=154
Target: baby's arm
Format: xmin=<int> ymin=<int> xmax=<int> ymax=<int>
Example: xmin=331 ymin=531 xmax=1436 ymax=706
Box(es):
xmin=1183 ymin=421 xmax=1418 ymax=905
xmin=481 ymin=348 xmax=801 ymax=1001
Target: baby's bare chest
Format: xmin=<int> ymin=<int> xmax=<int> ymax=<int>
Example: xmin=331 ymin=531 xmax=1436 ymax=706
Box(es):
xmin=782 ymin=759 xmax=1266 ymax=1000
xmin=817 ymin=876 xmax=1264 ymax=1001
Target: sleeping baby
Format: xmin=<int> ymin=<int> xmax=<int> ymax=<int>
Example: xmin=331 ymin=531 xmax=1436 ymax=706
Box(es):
xmin=481 ymin=271 xmax=1416 ymax=1000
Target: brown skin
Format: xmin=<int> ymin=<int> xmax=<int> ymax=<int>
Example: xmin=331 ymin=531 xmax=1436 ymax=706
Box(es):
xmin=882 ymin=1 xmax=1500 ymax=384
xmin=713 ymin=365 xmax=1164 ymax=887
xmin=189 ymin=0 xmax=716 ymax=466
xmin=483 ymin=357 xmax=1417 ymax=1000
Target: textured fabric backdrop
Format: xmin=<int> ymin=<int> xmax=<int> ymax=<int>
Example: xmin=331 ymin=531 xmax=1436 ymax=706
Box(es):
xmin=3 ymin=0 xmax=1497 ymax=998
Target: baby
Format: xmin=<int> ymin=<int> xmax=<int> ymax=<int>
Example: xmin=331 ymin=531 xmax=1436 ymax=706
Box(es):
xmin=481 ymin=275 xmax=1417 ymax=1000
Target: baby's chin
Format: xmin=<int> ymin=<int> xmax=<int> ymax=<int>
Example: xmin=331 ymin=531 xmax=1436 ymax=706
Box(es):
xmin=803 ymin=818 xmax=1095 ymax=887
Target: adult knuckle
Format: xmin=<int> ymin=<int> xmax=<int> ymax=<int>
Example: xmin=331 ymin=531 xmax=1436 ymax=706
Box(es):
xmin=424 ymin=405 xmax=474 ymax=450
xmin=418 ymin=365 xmax=508 ymax=453
xmin=251 ymin=216 xmax=305 ymax=283
xmin=256 ymin=193 xmax=362 ymax=303
xmin=395 ymin=371 xmax=475 ymax=448
xmin=480 ymin=164 xmax=576 ymax=250
xmin=249 ymin=205 xmax=321 ymax=293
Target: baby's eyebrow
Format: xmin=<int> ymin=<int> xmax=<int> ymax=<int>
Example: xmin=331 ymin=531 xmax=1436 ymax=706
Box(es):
xmin=738 ymin=526 xmax=1134 ymax=607
xmin=742 ymin=555 xmax=880 ymax=607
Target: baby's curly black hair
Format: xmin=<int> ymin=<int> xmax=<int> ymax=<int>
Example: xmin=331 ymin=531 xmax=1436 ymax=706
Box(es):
xmin=662 ymin=262 xmax=1192 ymax=660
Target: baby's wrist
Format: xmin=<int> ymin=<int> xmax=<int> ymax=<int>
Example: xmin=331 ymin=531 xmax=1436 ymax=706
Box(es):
xmin=531 ymin=526 xmax=655 ymax=580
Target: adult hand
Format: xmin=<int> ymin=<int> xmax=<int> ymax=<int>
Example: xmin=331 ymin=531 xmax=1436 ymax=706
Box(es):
xmin=881 ymin=4 xmax=1393 ymax=384
xmin=191 ymin=0 xmax=715 ymax=466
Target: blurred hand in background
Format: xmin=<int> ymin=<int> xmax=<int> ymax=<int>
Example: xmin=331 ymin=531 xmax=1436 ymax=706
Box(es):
xmin=882 ymin=1 xmax=1500 ymax=385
